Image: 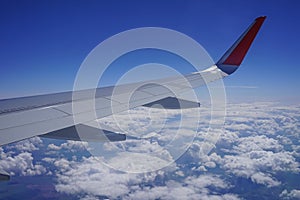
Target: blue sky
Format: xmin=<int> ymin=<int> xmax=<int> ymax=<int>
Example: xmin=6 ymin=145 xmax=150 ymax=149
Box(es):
xmin=0 ymin=2 xmax=300 ymax=199
xmin=0 ymin=0 xmax=299 ymax=102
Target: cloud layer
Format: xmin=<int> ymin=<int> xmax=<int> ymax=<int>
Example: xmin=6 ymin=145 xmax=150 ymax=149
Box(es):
xmin=0 ymin=102 xmax=299 ymax=199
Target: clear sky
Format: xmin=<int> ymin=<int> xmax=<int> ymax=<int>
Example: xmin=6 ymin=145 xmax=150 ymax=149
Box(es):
xmin=0 ymin=0 xmax=299 ymax=102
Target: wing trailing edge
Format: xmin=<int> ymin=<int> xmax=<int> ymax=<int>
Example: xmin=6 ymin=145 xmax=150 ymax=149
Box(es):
xmin=41 ymin=124 xmax=126 ymax=142
xmin=142 ymin=97 xmax=200 ymax=109
xmin=0 ymin=169 xmax=10 ymax=181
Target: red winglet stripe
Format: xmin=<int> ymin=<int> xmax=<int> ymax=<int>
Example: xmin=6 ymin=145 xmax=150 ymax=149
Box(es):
xmin=222 ymin=16 xmax=266 ymax=66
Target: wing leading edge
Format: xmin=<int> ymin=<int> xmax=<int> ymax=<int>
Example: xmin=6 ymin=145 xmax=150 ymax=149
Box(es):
xmin=0 ymin=16 xmax=266 ymax=147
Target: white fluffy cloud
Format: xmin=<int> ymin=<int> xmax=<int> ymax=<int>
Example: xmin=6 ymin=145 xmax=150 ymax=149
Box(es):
xmin=124 ymin=179 xmax=239 ymax=200
xmin=6 ymin=136 xmax=43 ymax=152
xmin=280 ymin=189 xmax=300 ymax=199
xmin=54 ymin=156 xmax=146 ymax=199
xmin=250 ymin=172 xmax=280 ymax=187
xmin=0 ymin=151 xmax=46 ymax=176
xmin=220 ymin=144 xmax=299 ymax=186
xmin=54 ymin=155 xmax=239 ymax=199
xmin=0 ymin=101 xmax=299 ymax=199
xmin=48 ymin=140 xmax=88 ymax=151
xmin=50 ymin=102 xmax=300 ymax=197
xmin=0 ymin=137 xmax=46 ymax=176
xmin=211 ymin=103 xmax=300 ymax=188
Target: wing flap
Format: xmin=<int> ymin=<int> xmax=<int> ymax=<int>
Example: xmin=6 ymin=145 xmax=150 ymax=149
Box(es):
xmin=143 ymin=97 xmax=200 ymax=109
xmin=41 ymin=124 xmax=126 ymax=142
xmin=0 ymin=169 xmax=10 ymax=181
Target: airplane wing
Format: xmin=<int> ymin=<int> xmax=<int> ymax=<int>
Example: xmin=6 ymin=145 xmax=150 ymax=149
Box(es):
xmin=0 ymin=16 xmax=266 ymax=147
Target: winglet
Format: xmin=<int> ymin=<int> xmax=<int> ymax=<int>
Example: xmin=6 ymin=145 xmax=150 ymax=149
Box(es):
xmin=217 ymin=16 xmax=266 ymax=74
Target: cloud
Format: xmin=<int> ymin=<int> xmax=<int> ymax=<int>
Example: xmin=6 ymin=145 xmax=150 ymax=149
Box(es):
xmin=54 ymin=155 xmax=239 ymax=200
xmin=0 ymin=137 xmax=47 ymax=176
xmin=220 ymin=149 xmax=298 ymax=187
xmin=123 ymin=176 xmax=239 ymax=200
xmin=280 ymin=189 xmax=300 ymax=199
xmin=213 ymin=102 xmax=300 ymax=188
xmin=48 ymin=143 xmax=61 ymax=151
xmin=232 ymin=135 xmax=283 ymax=153
xmin=0 ymin=151 xmax=46 ymax=176
xmin=49 ymin=102 xmax=300 ymax=198
xmin=6 ymin=137 xmax=43 ymax=152
xmin=250 ymin=172 xmax=280 ymax=187
xmin=48 ymin=140 xmax=89 ymax=152
xmin=185 ymin=174 xmax=229 ymax=189
xmin=1 ymin=101 xmax=299 ymax=199
xmin=54 ymin=156 xmax=142 ymax=199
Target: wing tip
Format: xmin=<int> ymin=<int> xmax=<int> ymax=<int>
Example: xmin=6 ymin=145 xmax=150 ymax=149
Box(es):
xmin=217 ymin=16 xmax=266 ymax=75
xmin=256 ymin=16 xmax=267 ymax=20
